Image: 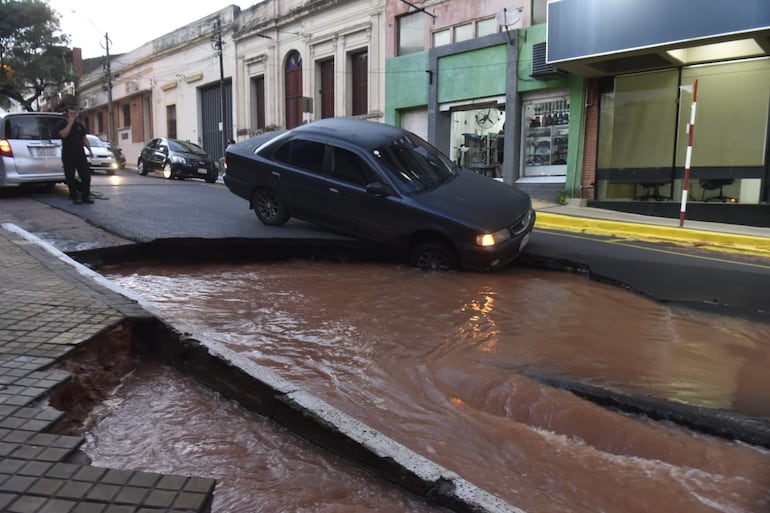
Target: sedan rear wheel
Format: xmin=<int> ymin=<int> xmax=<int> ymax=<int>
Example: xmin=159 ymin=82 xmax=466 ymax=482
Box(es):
xmin=162 ymin=163 xmax=175 ymax=180
xmin=410 ymin=241 xmax=458 ymax=271
xmin=253 ymin=188 xmax=289 ymax=226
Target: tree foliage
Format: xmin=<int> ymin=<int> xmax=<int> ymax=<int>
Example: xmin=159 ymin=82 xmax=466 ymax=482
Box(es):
xmin=0 ymin=0 xmax=73 ymax=111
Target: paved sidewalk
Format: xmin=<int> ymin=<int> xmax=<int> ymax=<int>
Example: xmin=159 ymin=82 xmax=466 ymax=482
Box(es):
xmin=0 ymin=224 xmax=216 ymax=513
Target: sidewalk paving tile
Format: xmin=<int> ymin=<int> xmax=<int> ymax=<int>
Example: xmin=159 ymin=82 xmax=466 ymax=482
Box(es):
xmin=0 ymin=226 xmax=216 ymax=513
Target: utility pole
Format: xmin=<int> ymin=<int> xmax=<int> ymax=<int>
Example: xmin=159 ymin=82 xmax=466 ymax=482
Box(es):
xmin=104 ymin=33 xmax=115 ymax=144
xmin=213 ymin=17 xmax=227 ymax=159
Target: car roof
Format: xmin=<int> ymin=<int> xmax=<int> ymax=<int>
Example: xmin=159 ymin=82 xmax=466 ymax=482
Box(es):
xmin=290 ymin=118 xmax=409 ymax=150
xmin=1 ymin=111 xmax=62 ymax=118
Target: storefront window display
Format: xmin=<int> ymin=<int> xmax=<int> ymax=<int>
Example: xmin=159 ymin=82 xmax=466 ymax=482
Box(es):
xmin=522 ymin=95 xmax=570 ymax=177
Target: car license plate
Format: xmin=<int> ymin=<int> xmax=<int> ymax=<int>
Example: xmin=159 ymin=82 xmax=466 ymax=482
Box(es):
xmin=198 ymin=168 xmax=208 ymax=174
xmin=34 ymin=147 xmax=57 ymax=157
xmin=519 ymin=232 xmax=530 ymax=251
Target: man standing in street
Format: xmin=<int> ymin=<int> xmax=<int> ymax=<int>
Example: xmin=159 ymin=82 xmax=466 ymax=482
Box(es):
xmin=58 ymin=105 xmax=94 ymax=204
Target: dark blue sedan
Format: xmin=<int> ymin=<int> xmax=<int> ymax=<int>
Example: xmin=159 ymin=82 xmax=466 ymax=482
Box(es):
xmin=224 ymin=118 xmax=535 ymax=271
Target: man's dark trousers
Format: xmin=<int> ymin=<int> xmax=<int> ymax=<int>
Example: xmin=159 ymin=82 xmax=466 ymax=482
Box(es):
xmin=62 ymin=151 xmax=91 ymax=201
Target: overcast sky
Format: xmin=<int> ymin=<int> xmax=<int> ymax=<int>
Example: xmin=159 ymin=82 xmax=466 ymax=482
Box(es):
xmin=48 ymin=0 xmax=249 ymax=59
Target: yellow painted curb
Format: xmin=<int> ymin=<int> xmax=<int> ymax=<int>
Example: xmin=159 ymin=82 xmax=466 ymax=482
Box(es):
xmin=535 ymin=212 xmax=770 ymax=257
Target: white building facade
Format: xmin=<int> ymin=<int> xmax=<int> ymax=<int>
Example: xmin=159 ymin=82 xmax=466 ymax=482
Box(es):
xmin=233 ymin=0 xmax=385 ymax=135
xmin=75 ymin=1 xmax=385 ymax=166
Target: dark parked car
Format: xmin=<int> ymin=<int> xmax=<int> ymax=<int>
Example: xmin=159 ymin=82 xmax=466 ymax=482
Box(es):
xmin=137 ymin=138 xmax=218 ymax=183
xmin=224 ymin=118 xmax=535 ymax=271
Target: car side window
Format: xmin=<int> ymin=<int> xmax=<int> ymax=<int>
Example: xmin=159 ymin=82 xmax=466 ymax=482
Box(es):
xmin=274 ymin=138 xmax=325 ymax=174
xmin=330 ymin=147 xmax=368 ymax=187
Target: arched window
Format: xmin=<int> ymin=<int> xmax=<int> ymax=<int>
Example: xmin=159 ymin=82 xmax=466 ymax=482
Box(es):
xmin=285 ymin=50 xmax=303 ymax=129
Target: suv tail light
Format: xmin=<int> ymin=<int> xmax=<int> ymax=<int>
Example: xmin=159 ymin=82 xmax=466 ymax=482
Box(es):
xmin=0 ymin=139 xmax=12 ymax=157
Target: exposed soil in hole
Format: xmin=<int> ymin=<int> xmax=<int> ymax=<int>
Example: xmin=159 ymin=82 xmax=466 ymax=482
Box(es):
xmin=50 ymin=322 xmax=143 ymax=434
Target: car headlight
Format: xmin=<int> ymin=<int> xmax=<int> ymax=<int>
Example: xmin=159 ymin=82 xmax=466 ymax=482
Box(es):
xmin=476 ymin=228 xmax=511 ymax=247
xmin=170 ymin=155 xmax=186 ymax=164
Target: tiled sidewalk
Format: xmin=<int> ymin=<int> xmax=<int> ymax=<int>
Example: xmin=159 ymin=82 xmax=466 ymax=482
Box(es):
xmin=0 ymin=224 xmax=216 ymax=513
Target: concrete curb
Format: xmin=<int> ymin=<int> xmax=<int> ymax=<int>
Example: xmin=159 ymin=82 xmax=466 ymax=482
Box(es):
xmin=535 ymin=212 xmax=770 ymax=256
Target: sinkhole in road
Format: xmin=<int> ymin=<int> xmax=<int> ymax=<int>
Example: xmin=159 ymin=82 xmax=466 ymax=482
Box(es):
xmin=64 ymin=260 xmax=770 ymax=513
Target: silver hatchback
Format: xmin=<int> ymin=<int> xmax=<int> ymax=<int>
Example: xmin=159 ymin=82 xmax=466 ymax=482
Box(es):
xmin=0 ymin=112 xmax=65 ymax=187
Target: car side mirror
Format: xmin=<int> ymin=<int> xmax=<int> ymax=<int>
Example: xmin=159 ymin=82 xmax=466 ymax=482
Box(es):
xmin=366 ymin=182 xmax=390 ymax=196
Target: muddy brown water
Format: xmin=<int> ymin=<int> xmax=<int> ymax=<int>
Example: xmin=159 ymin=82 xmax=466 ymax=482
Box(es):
xmin=87 ymin=261 xmax=770 ymax=513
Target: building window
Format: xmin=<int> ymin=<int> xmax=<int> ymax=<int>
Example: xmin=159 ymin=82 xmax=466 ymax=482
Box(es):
xmin=251 ymin=75 xmax=265 ymax=129
xmin=433 ymin=29 xmax=450 ymax=48
xmin=351 ymin=50 xmax=368 ymax=116
xmin=121 ymin=103 xmax=130 ymax=128
xmin=477 ymin=17 xmax=497 ymax=37
xmin=454 ymin=23 xmax=474 ymax=43
xmin=166 ymin=104 xmax=177 ymax=139
xmin=319 ymin=60 xmax=335 ymax=118
xmin=398 ymin=12 xmax=424 ymax=55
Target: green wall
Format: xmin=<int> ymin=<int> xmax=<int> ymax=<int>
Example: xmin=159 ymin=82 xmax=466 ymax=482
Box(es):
xmin=385 ymin=51 xmax=430 ymax=125
xmin=437 ymin=45 xmax=508 ymax=103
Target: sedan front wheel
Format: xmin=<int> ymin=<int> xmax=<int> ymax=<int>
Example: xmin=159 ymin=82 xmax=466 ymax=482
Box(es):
xmin=252 ymin=188 xmax=289 ymax=226
xmin=162 ymin=163 xmax=175 ymax=180
xmin=410 ymin=241 xmax=458 ymax=271
xmin=137 ymin=159 xmax=148 ymax=176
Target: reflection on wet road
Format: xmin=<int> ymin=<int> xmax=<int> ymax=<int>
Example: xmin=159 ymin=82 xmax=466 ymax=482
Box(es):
xmin=91 ymin=261 xmax=770 ymax=513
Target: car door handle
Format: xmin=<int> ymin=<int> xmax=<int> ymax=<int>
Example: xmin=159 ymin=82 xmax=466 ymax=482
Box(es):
xmin=271 ymin=171 xmax=280 ymax=178
xmin=328 ymin=187 xmax=339 ymax=194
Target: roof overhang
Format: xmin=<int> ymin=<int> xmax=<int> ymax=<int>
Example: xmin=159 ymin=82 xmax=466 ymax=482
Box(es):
xmin=546 ymin=0 xmax=770 ymax=77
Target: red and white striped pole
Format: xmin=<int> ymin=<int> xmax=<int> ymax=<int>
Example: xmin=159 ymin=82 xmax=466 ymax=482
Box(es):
xmin=679 ymin=79 xmax=698 ymax=227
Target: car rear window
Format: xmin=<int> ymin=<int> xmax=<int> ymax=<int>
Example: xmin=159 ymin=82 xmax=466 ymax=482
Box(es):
xmin=5 ymin=115 xmax=62 ymax=140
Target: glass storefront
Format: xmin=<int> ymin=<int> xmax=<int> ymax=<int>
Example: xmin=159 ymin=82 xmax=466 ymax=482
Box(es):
xmin=597 ymin=57 xmax=770 ymax=203
xmin=522 ymin=94 xmax=570 ymax=177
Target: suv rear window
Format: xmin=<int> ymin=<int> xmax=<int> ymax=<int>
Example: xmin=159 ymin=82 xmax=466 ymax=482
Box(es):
xmin=4 ymin=115 xmax=62 ymax=140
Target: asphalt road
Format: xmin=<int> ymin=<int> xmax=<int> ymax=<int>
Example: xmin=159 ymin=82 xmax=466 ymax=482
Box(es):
xmin=6 ymin=169 xmax=770 ymax=320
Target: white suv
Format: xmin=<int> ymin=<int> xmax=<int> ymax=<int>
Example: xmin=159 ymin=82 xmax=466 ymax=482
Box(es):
xmin=0 ymin=112 xmax=65 ymax=187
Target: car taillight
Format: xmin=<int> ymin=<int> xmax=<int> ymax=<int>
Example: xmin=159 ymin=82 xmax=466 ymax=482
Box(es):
xmin=0 ymin=139 xmax=12 ymax=157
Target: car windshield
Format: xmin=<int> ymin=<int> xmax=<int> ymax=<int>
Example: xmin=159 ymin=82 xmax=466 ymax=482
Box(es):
xmin=373 ymin=134 xmax=456 ymax=194
xmin=87 ymin=136 xmax=108 ymax=147
xmin=169 ymin=139 xmax=207 ymax=155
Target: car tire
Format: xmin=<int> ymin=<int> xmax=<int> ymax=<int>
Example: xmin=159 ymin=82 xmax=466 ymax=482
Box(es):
xmin=252 ymin=188 xmax=289 ymax=226
xmin=137 ymin=159 xmax=148 ymax=176
xmin=107 ymin=169 xmax=116 ymax=176
xmin=205 ymin=174 xmax=217 ymax=184
xmin=409 ymin=241 xmax=458 ymax=271
xmin=162 ymin=163 xmax=175 ymax=180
